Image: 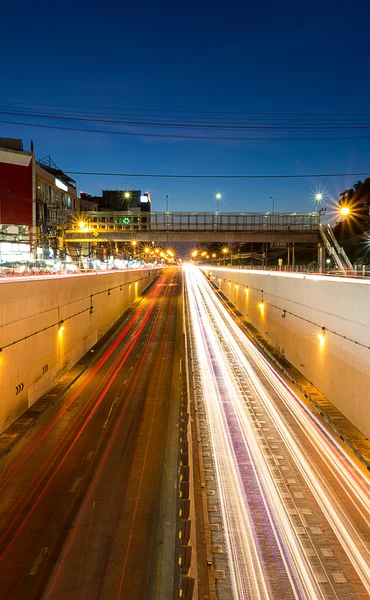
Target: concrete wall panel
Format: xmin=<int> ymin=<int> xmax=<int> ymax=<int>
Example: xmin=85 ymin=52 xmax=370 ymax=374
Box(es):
xmin=206 ymin=268 xmax=370 ymax=437
xmin=0 ymin=269 xmax=159 ymax=432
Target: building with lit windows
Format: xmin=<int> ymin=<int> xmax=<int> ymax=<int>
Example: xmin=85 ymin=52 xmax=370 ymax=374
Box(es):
xmin=0 ymin=139 xmax=79 ymax=262
xmin=35 ymin=156 xmax=80 ymax=256
xmin=82 ymin=189 xmax=151 ymax=212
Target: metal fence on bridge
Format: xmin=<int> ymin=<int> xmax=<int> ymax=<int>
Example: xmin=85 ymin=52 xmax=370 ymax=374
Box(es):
xmin=69 ymin=211 xmax=320 ymax=233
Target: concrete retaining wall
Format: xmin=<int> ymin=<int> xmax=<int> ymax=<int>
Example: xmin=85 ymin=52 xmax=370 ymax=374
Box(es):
xmin=0 ymin=269 xmax=159 ymax=433
xmin=204 ymin=268 xmax=370 ymax=438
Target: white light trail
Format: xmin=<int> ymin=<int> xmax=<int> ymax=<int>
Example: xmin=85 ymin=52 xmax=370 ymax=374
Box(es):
xmin=184 ymin=264 xmax=370 ymax=599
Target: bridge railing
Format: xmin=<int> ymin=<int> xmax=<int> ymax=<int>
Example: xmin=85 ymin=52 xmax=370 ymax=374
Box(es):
xmin=69 ymin=211 xmax=320 ymax=233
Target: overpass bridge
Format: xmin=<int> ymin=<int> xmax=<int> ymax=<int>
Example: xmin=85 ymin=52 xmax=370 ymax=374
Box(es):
xmin=65 ymin=211 xmax=321 ymax=244
xmin=65 ymin=211 xmax=353 ymax=272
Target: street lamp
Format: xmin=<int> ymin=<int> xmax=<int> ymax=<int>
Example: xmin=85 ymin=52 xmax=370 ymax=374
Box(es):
xmin=270 ymin=196 xmax=275 ymax=214
xmin=340 ymin=206 xmax=350 ymax=217
xmin=215 ymin=192 xmax=222 ymax=212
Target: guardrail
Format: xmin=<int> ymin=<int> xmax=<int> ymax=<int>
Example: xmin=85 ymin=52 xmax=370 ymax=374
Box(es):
xmin=68 ymin=211 xmax=320 ymax=233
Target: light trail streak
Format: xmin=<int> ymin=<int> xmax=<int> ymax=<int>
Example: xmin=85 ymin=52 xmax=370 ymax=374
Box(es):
xmin=0 ymin=266 xmax=162 ymax=284
xmin=201 ymin=266 xmax=370 ymax=286
xmin=43 ymin=270 xmax=178 ymax=599
xmin=184 ymin=265 xmax=370 ymax=599
xmin=0 ymin=273 xmax=169 ymax=573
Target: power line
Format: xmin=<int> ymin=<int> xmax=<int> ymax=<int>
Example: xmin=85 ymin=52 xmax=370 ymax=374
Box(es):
xmin=3 ymin=99 xmax=370 ymax=117
xmin=4 ymin=109 xmax=370 ymax=130
xmin=3 ymin=118 xmax=370 ymax=142
xmin=66 ymin=170 xmax=370 ymax=179
xmin=4 ymin=107 xmax=370 ymax=130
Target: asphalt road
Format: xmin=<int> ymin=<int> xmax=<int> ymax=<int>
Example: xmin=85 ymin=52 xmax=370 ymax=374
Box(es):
xmin=0 ymin=267 xmax=181 ymax=600
xmin=184 ymin=264 xmax=370 ymax=600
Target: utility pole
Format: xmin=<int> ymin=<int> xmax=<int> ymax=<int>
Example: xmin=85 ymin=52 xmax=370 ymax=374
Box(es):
xmin=165 ymin=195 xmax=169 ymax=246
xmin=270 ymin=196 xmax=275 ymax=214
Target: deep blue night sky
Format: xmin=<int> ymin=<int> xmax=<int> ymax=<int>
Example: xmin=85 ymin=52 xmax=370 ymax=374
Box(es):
xmin=1 ymin=0 xmax=370 ymax=215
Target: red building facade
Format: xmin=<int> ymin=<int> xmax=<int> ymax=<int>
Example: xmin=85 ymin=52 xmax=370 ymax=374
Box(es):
xmin=0 ymin=148 xmax=33 ymax=227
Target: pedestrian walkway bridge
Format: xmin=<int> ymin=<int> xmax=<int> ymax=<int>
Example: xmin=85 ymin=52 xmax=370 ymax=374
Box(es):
xmin=65 ymin=211 xmax=321 ymax=244
xmin=65 ymin=211 xmax=353 ymax=272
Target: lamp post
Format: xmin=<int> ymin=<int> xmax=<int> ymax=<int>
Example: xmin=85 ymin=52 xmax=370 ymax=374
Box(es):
xmin=270 ymin=196 xmax=275 ymax=214
xmin=314 ymin=193 xmax=325 ymax=218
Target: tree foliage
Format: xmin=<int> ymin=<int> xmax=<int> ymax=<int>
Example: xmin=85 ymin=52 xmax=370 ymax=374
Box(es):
xmin=339 ymin=178 xmax=370 ymax=218
xmin=334 ymin=178 xmax=370 ymax=259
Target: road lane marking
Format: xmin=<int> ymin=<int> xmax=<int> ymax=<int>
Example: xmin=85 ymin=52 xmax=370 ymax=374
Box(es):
xmin=298 ymin=509 xmax=309 ymax=528
xmin=87 ymin=451 xmax=94 ymax=461
xmin=30 ymin=547 xmax=48 ymax=575
xmin=310 ymin=527 xmax=322 ymax=535
xmin=332 ymin=572 xmax=347 ymax=584
xmin=70 ymin=477 xmax=82 ymax=493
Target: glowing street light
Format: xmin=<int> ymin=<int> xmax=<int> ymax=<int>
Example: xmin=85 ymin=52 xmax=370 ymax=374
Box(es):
xmin=123 ymin=191 xmax=131 ymax=200
xmin=215 ymin=192 xmax=222 ymax=212
xmin=78 ymin=220 xmax=87 ymax=229
xmin=222 ymin=246 xmax=229 ymax=266
xmin=313 ymin=190 xmax=325 ymax=206
xmin=340 ymin=206 xmax=350 ymax=217
xmin=58 ymin=320 xmax=65 ymax=337
xmin=131 ymin=240 xmax=137 ymax=257
xmin=318 ymin=327 xmax=326 ymax=346
xmin=191 ymin=250 xmax=198 ymax=258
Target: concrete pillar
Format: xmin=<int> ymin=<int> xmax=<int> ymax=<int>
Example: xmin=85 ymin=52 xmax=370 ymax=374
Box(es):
xmin=318 ymin=243 xmax=323 ymax=273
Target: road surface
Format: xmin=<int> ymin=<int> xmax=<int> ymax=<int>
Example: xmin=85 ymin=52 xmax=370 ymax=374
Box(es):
xmin=0 ymin=267 xmax=181 ymax=600
xmin=184 ymin=264 xmax=370 ymax=600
